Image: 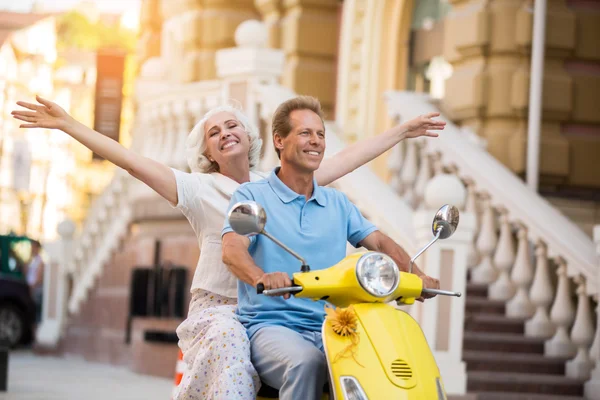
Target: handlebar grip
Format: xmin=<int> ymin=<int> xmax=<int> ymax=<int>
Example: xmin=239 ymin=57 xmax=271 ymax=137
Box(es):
xmin=257 ymin=283 xmax=265 ymax=294
xmin=422 ymin=288 xmax=462 ymax=297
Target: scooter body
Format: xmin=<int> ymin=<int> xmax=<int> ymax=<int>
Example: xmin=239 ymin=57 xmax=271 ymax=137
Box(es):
xmin=294 ymin=252 xmax=447 ymax=400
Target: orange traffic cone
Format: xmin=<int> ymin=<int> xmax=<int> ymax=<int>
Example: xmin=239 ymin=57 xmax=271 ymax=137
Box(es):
xmin=171 ymin=349 xmax=185 ymax=399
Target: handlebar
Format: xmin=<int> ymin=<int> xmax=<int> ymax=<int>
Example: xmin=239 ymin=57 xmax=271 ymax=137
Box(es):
xmin=422 ymin=288 xmax=462 ymax=297
xmin=257 ymin=283 xmax=303 ymax=296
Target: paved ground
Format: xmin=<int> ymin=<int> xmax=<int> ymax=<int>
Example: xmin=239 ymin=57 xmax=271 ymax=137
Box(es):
xmin=2 ymin=350 xmax=173 ymax=400
xmin=1 ymin=350 xmax=476 ymax=400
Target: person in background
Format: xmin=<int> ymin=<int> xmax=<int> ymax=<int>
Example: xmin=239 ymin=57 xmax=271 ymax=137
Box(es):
xmin=25 ymin=240 xmax=44 ymax=323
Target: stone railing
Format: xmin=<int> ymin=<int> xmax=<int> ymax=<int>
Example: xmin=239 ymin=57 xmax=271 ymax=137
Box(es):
xmin=386 ymin=91 xmax=600 ymax=383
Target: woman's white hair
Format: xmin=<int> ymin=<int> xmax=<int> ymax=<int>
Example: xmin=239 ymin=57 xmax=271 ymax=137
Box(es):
xmin=185 ymin=104 xmax=263 ymax=173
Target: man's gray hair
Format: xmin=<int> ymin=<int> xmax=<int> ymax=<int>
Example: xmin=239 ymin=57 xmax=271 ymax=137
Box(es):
xmin=185 ymin=105 xmax=263 ymax=173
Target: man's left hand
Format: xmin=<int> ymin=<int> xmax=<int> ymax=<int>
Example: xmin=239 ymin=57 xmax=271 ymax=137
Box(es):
xmin=402 ymin=112 xmax=446 ymax=139
xmin=417 ymin=275 xmax=440 ymax=302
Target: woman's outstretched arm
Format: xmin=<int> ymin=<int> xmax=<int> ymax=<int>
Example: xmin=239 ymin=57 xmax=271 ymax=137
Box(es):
xmin=315 ymin=112 xmax=445 ymax=186
xmin=12 ymin=95 xmax=178 ymax=204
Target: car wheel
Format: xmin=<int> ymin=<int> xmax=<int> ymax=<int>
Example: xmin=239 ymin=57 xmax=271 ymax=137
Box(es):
xmin=0 ymin=304 xmax=25 ymax=348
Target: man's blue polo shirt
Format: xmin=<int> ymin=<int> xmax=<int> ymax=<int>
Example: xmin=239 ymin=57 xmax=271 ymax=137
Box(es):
xmin=222 ymin=167 xmax=377 ymax=339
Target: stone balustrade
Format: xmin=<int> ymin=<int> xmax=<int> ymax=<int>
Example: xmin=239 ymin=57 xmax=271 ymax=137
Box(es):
xmin=386 ymin=91 xmax=600 ymax=387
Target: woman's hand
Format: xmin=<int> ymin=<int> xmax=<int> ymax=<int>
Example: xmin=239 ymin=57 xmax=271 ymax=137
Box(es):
xmin=402 ymin=112 xmax=446 ymax=139
xmin=11 ymin=95 xmax=74 ymax=131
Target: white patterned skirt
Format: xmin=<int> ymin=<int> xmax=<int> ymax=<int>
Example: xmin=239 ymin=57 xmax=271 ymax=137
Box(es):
xmin=173 ymin=289 xmax=260 ymax=400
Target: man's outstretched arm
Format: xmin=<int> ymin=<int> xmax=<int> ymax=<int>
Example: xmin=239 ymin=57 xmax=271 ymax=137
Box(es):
xmin=222 ymin=232 xmax=293 ymax=299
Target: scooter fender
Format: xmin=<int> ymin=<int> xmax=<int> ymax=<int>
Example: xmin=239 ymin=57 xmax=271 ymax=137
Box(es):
xmin=323 ymin=303 xmax=446 ymax=399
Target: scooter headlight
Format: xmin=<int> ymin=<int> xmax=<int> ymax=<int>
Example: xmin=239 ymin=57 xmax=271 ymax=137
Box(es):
xmin=355 ymin=252 xmax=400 ymax=298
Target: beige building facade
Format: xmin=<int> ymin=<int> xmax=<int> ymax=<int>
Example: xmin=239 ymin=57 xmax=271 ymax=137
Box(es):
xmin=138 ymin=0 xmax=600 ymax=195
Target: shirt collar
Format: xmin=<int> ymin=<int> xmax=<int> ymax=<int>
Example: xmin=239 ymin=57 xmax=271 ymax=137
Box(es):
xmin=267 ymin=167 xmax=327 ymax=206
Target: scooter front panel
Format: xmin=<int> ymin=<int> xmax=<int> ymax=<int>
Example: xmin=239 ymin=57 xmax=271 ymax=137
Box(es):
xmin=322 ymin=304 xmax=443 ymax=399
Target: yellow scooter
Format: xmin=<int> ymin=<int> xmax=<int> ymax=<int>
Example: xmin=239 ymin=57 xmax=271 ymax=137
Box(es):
xmin=228 ymin=202 xmax=461 ymax=400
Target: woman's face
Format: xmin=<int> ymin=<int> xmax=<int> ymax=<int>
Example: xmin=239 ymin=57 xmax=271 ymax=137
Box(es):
xmin=203 ymin=111 xmax=251 ymax=169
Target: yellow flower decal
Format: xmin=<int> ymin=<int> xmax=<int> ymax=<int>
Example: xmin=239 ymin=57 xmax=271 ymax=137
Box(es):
xmin=324 ymin=304 xmax=364 ymax=367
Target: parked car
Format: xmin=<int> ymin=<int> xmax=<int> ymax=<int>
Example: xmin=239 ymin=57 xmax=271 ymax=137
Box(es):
xmin=0 ymin=235 xmax=35 ymax=348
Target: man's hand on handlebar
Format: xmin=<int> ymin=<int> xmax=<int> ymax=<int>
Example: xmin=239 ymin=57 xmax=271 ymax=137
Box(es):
xmin=255 ymin=272 xmax=293 ymax=299
xmin=417 ymin=275 xmax=440 ymax=302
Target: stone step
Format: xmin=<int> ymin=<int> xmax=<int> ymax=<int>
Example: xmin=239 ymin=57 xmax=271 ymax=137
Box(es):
xmin=466 ymin=283 xmax=488 ymax=298
xmin=467 ymin=371 xmax=585 ymax=396
xmin=463 ymin=332 xmax=545 ymax=354
xmin=463 ymin=350 xmax=567 ymax=375
xmin=464 ymin=313 xmax=525 ymax=334
xmin=472 ymin=392 xmax=584 ymax=400
xmin=465 ymin=298 xmax=506 ymax=315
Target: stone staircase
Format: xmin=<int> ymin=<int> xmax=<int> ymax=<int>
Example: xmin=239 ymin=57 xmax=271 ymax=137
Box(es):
xmin=464 ymin=282 xmax=587 ymax=399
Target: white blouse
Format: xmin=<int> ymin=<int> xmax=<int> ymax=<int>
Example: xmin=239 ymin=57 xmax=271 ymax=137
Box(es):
xmin=170 ymin=168 xmax=267 ymax=298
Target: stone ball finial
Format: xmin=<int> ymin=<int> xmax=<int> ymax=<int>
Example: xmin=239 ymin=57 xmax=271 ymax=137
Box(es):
xmin=140 ymin=57 xmax=166 ymax=80
xmin=235 ymin=19 xmax=268 ymax=48
xmin=57 ymin=219 xmax=76 ymax=238
xmin=424 ymin=173 xmax=467 ymax=211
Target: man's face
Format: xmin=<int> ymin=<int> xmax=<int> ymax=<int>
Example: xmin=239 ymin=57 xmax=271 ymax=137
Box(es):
xmin=275 ymin=109 xmax=325 ymax=173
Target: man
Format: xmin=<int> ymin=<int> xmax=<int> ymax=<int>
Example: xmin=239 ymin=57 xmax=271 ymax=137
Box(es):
xmin=222 ymin=96 xmax=439 ymax=400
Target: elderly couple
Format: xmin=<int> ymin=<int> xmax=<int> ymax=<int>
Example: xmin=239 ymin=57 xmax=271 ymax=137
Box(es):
xmin=13 ymin=94 xmax=444 ymax=400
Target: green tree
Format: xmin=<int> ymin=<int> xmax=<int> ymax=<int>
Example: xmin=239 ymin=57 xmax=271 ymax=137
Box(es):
xmin=56 ymin=10 xmax=136 ymax=52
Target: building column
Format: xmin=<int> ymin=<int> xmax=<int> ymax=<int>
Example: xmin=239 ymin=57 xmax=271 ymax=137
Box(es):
xmin=137 ymin=0 xmax=162 ymax=65
xmin=160 ymin=0 xmax=259 ymax=82
xmin=278 ymin=0 xmax=340 ymax=116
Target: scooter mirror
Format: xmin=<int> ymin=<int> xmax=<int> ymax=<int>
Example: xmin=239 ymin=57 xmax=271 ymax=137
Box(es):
xmin=228 ymin=201 xmax=267 ymax=236
xmin=432 ymin=204 xmax=460 ymax=239
xmin=228 ymin=200 xmax=310 ymax=272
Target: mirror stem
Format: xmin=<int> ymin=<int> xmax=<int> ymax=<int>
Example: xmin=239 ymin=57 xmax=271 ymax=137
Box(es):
xmin=409 ymin=227 xmax=442 ymax=274
xmin=262 ymin=230 xmax=310 ymax=271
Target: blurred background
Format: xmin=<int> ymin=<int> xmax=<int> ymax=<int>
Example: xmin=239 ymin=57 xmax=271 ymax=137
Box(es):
xmin=0 ymin=0 xmax=139 ymax=241
xmin=0 ymin=0 xmax=599 ymax=399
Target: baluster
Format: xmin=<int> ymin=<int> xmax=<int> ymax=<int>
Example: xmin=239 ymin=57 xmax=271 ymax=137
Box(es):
xmin=146 ymin=107 xmax=163 ymax=160
xmin=566 ymin=276 xmax=595 ymax=379
xmin=545 ymin=258 xmax=576 ymax=358
xmin=590 ymin=295 xmax=599 ymax=367
xmin=488 ymin=208 xmax=516 ymax=300
xmin=387 ymin=143 xmax=404 ymax=195
xmin=471 ymin=194 xmax=498 ymax=284
xmin=431 ymin=152 xmax=443 ymax=176
xmin=400 ymin=140 xmax=418 ymax=206
xmin=161 ymin=103 xmax=177 ymax=165
xmin=413 ymin=141 xmax=431 ymax=210
xmin=445 ymin=163 xmax=459 ymax=176
xmin=506 ymin=225 xmax=535 ymax=317
xmin=172 ymin=100 xmax=191 ymax=169
xmin=585 ymin=299 xmax=600 ymax=399
xmin=525 ymin=240 xmax=556 ymax=338
xmin=464 ymin=179 xmax=480 ymax=269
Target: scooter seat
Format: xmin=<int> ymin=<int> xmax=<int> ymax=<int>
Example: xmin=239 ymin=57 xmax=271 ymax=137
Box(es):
xmin=257 ymin=381 xmax=329 ymax=398
xmin=257 ymin=383 xmax=280 ymax=398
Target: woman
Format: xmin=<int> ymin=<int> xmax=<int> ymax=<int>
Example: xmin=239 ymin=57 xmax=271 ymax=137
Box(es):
xmin=12 ymin=95 xmax=445 ymax=399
